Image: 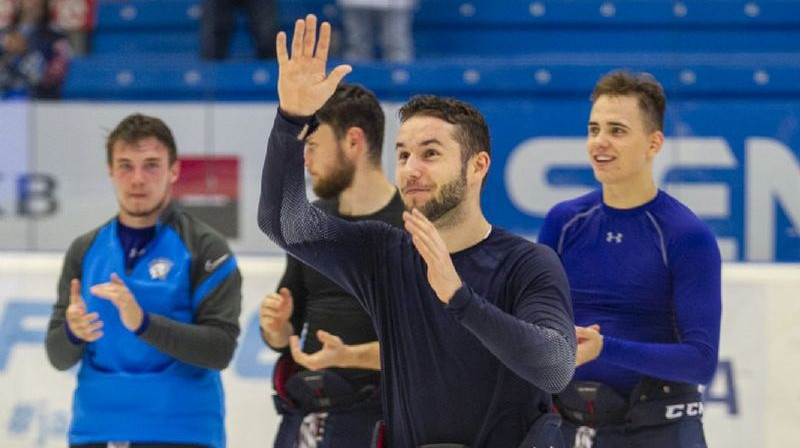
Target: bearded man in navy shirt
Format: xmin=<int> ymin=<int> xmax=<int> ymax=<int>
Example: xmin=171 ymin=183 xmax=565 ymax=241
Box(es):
xmin=258 ymin=15 xmax=576 ymax=448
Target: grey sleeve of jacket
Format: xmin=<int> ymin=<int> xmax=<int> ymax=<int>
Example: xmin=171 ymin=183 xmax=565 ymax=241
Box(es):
xmin=45 ymin=233 xmax=96 ymax=370
xmin=138 ymin=217 xmax=243 ymax=370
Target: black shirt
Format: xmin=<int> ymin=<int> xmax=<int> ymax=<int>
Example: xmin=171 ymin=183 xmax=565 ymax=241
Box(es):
xmin=276 ymin=190 xmax=404 ymax=391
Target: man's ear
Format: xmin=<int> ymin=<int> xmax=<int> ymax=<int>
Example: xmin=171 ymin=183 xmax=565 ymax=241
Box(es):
xmin=647 ymin=130 xmax=664 ymax=159
xmin=470 ymin=151 xmax=491 ymax=184
xmin=169 ymin=160 xmax=181 ymax=184
xmin=344 ymin=126 xmax=366 ymax=159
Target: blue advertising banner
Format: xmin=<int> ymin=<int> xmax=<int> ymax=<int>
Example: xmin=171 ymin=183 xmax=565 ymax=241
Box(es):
xmin=474 ymin=98 xmax=800 ymax=261
xmin=1 ymin=100 xmax=797 ymax=261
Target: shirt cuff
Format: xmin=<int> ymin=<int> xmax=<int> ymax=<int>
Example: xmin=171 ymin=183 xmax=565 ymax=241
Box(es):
xmin=277 ymin=108 xmax=319 ymax=140
xmin=597 ymin=335 xmax=622 ymax=363
xmin=134 ymin=311 xmax=150 ymax=336
xmin=64 ymin=324 xmax=83 ymax=345
xmin=445 ymin=285 xmax=475 ymax=317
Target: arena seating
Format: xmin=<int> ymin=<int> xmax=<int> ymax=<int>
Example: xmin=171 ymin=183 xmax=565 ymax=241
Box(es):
xmin=62 ymin=0 xmax=800 ymax=100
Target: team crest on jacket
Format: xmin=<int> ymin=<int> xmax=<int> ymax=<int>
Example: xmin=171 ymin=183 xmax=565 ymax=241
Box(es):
xmin=149 ymin=258 xmax=173 ymax=280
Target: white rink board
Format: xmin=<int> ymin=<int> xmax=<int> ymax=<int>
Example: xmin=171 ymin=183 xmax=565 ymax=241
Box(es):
xmin=0 ymin=252 xmax=797 ymax=447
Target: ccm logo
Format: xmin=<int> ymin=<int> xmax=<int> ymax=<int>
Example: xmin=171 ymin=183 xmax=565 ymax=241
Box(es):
xmin=665 ymin=402 xmax=704 ymax=419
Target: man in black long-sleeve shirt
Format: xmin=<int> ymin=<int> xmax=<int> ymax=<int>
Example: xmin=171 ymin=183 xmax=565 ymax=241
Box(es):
xmin=261 ymin=83 xmax=403 ymax=447
xmin=258 ymin=15 xmax=576 ymax=448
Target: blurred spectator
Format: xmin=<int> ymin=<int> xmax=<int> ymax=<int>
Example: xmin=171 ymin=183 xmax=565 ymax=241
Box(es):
xmin=0 ymin=0 xmax=14 ymax=29
xmin=0 ymin=0 xmax=72 ymax=99
xmin=51 ymin=0 xmax=96 ymax=56
xmin=338 ymin=0 xmax=415 ymax=62
xmin=201 ymin=0 xmax=278 ymax=60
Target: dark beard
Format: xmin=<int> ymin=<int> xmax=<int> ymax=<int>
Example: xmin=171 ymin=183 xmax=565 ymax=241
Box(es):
xmin=417 ymin=165 xmax=467 ymax=222
xmin=312 ymin=154 xmax=356 ymax=199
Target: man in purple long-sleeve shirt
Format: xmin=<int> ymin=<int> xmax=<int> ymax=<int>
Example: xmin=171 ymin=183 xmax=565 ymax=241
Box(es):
xmin=258 ymin=15 xmax=576 ymax=448
xmin=538 ymin=71 xmax=721 ymax=448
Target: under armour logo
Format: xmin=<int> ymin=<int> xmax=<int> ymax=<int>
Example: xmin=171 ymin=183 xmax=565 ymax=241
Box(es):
xmin=606 ymin=232 xmax=623 ymax=243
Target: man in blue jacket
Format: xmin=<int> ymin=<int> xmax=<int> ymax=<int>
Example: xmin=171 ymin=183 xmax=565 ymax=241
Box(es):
xmin=45 ymin=113 xmax=242 ymax=448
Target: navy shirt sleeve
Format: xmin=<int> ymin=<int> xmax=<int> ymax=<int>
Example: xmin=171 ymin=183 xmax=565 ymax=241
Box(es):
xmin=257 ymin=111 xmax=393 ymax=310
xmin=447 ymin=245 xmax=576 ymax=393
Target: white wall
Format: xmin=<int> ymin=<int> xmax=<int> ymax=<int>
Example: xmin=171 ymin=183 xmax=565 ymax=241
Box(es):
xmin=0 ymin=253 xmax=797 ymax=446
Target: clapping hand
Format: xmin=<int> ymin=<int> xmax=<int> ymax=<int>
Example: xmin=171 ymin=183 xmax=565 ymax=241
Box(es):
xmin=90 ymin=273 xmax=145 ymax=332
xmin=65 ymin=279 xmax=103 ymax=342
xmin=575 ymin=324 xmax=603 ymax=366
xmin=403 ymin=208 xmax=463 ymax=304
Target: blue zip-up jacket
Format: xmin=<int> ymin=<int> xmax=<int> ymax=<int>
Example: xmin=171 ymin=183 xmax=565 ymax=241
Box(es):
xmin=46 ymin=202 xmax=242 ymax=448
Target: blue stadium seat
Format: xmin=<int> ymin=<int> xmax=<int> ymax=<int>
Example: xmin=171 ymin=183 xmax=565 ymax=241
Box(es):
xmin=64 ymin=52 xmax=800 ymax=101
xmin=92 ymin=0 xmax=337 ymax=58
xmin=64 ymin=0 xmax=800 ymax=100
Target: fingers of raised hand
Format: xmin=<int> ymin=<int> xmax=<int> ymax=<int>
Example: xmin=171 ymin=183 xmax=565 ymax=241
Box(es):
xmin=291 ymin=18 xmax=305 ymax=59
xmin=276 ymin=31 xmax=288 ymax=64
xmin=303 ymin=14 xmax=317 ymax=58
xmin=327 ymin=63 xmax=353 ymax=86
xmin=315 ymin=22 xmax=333 ymax=61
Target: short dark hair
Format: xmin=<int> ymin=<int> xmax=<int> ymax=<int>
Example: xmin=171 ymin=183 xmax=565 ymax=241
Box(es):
xmin=316 ymin=83 xmax=385 ymax=166
xmin=398 ymin=95 xmax=491 ymax=164
xmin=591 ymin=70 xmax=666 ymax=132
xmin=106 ymin=113 xmax=177 ymax=165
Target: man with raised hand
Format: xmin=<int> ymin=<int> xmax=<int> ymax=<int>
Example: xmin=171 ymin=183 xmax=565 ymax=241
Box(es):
xmin=258 ymin=15 xmax=575 ymax=448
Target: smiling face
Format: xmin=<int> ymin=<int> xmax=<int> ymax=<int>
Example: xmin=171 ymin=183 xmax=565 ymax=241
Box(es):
xmin=109 ymin=136 xmax=179 ymax=227
xmin=304 ymin=123 xmax=356 ymax=199
xmin=587 ymin=94 xmax=663 ymax=191
xmin=395 ymin=115 xmax=469 ymax=222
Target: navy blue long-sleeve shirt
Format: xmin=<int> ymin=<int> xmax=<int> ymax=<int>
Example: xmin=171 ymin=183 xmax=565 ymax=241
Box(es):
xmin=538 ymin=189 xmax=721 ymax=397
xmin=258 ymin=112 xmax=576 ymax=448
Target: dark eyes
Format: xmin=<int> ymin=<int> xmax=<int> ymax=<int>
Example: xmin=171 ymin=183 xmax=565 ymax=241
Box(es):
xmin=588 ymin=127 xmax=625 ymax=136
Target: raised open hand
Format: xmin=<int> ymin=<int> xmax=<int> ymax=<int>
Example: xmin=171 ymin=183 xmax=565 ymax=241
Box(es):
xmin=277 ymin=14 xmax=352 ymax=117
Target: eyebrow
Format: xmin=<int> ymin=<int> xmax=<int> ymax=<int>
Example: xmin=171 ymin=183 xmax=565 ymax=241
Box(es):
xmin=396 ymin=138 xmax=444 ymax=149
xmin=588 ymin=120 xmax=631 ymax=128
xmin=114 ymin=156 xmax=162 ymax=163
